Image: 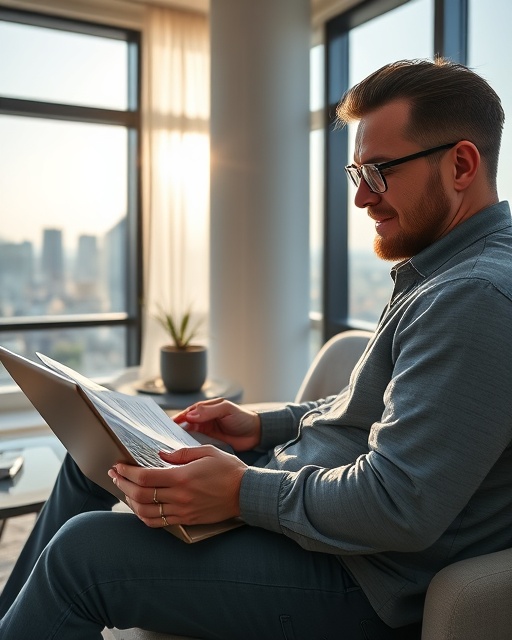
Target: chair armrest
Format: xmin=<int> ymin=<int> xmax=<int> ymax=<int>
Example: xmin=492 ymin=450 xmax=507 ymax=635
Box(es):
xmin=421 ymin=547 xmax=512 ymax=640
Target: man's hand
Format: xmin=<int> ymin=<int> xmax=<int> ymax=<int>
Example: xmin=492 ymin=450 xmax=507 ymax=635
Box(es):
xmin=174 ymin=398 xmax=261 ymax=452
xmin=108 ymin=445 xmax=247 ymax=527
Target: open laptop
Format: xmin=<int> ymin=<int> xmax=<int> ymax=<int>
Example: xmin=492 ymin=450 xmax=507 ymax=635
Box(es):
xmin=0 ymin=346 xmax=134 ymax=502
xmin=0 ymin=346 xmax=242 ymax=542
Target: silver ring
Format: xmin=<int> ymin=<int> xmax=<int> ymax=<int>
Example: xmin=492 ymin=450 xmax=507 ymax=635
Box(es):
xmin=153 ymin=487 xmax=158 ymax=504
xmin=161 ymin=515 xmax=169 ymax=527
xmin=159 ymin=502 xmax=164 ymax=517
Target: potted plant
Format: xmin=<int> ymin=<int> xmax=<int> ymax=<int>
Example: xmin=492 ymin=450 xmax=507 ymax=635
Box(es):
xmin=155 ymin=305 xmax=207 ymax=393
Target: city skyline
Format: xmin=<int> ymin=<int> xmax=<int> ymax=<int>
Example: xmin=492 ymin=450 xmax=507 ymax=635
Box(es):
xmin=0 ymin=215 xmax=127 ymax=317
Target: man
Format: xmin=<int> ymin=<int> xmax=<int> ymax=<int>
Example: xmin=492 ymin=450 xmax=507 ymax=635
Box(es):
xmin=1 ymin=58 xmax=512 ymax=639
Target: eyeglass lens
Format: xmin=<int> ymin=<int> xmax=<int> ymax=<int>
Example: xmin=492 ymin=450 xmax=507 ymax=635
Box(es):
xmin=346 ymin=165 xmax=385 ymax=193
xmin=362 ymin=166 xmax=385 ymax=192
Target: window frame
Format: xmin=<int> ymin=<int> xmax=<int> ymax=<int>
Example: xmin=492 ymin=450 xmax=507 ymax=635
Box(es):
xmin=322 ymin=0 xmax=468 ymax=342
xmin=0 ymin=7 xmax=143 ymax=368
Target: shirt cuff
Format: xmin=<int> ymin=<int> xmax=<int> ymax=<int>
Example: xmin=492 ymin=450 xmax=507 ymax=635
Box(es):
xmin=239 ymin=466 xmax=288 ymax=533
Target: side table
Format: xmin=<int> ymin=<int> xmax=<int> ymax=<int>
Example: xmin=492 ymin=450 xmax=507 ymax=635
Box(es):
xmin=114 ymin=377 xmax=243 ymax=412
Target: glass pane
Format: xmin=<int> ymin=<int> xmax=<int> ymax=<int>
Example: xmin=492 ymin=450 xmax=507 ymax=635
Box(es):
xmin=310 ymin=129 xmax=324 ymax=315
xmin=0 ymin=20 xmax=128 ymax=109
xmin=347 ymin=0 xmax=433 ymax=325
xmin=0 ymin=115 xmax=127 ymax=319
xmin=0 ymin=326 xmax=127 ymax=388
xmin=468 ymin=0 xmax=512 ymax=205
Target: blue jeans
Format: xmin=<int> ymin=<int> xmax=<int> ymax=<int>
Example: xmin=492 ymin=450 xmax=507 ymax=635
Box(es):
xmin=0 ymin=455 xmax=421 ymax=639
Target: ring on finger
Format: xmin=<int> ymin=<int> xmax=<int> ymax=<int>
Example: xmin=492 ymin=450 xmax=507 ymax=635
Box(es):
xmin=159 ymin=502 xmax=165 ymax=517
xmin=161 ymin=515 xmax=169 ymax=527
xmin=153 ymin=487 xmax=159 ymax=504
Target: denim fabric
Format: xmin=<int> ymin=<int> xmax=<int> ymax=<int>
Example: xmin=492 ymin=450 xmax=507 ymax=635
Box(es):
xmin=0 ymin=452 xmax=118 ymax=617
xmin=0 ymin=456 xmax=420 ymax=639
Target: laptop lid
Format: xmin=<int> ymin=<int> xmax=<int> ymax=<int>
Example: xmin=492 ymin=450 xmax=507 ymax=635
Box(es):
xmin=0 ymin=346 xmax=128 ymax=501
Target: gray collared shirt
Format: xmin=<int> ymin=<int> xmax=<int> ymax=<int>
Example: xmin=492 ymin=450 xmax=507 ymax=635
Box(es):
xmin=240 ymin=200 xmax=512 ymax=627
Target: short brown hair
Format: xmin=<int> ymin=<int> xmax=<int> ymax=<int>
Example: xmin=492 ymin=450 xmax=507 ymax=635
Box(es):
xmin=336 ymin=58 xmax=505 ymax=183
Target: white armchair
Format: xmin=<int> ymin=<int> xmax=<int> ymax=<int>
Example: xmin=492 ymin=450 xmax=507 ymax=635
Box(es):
xmin=106 ymin=330 xmax=512 ymax=640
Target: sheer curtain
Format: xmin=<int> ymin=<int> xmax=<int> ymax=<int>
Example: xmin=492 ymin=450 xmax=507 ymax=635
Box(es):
xmin=139 ymin=6 xmax=210 ymax=382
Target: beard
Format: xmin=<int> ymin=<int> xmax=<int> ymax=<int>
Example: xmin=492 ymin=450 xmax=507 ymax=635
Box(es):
xmin=372 ymin=168 xmax=452 ymax=262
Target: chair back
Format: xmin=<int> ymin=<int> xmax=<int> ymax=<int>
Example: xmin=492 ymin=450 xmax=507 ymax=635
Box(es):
xmin=295 ymin=330 xmax=373 ymax=403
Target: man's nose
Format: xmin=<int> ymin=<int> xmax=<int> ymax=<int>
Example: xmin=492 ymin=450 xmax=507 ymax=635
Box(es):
xmin=353 ymin=178 xmax=382 ymax=209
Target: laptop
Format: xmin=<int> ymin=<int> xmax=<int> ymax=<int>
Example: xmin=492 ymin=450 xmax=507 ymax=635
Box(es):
xmin=0 ymin=346 xmax=133 ymax=499
xmin=0 ymin=346 xmax=242 ymax=542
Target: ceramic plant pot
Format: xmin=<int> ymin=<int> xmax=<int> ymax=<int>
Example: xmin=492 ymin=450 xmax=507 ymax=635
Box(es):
xmin=160 ymin=345 xmax=207 ymax=393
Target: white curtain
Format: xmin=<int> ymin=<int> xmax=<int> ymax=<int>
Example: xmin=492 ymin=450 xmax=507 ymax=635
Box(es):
xmin=139 ymin=6 xmax=210 ymax=382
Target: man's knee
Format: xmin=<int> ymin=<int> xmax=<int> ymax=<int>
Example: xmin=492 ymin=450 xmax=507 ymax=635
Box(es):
xmin=41 ymin=511 xmax=114 ymax=579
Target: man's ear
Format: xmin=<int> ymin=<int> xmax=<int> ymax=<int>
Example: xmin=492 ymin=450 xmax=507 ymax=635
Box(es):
xmin=452 ymin=141 xmax=480 ymax=191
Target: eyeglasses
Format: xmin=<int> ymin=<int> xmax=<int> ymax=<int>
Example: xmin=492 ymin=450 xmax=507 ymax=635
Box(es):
xmin=345 ymin=142 xmax=457 ymax=194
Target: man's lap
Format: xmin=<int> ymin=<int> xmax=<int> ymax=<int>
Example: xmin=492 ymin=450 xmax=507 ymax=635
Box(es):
xmin=38 ymin=509 xmax=389 ymax=639
xmin=1 ymin=453 xmax=419 ymax=639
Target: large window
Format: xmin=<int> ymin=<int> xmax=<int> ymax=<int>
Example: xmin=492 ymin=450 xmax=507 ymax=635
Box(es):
xmin=323 ymin=0 xmax=499 ymax=339
xmin=0 ymin=10 xmax=141 ymax=388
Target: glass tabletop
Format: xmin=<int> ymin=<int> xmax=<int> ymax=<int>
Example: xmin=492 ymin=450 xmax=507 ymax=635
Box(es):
xmin=0 ymin=444 xmax=62 ymax=518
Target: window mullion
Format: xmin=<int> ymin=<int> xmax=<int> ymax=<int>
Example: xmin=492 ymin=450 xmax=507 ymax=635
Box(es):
xmin=0 ymin=97 xmax=138 ymax=127
xmin=323 ymin=23 xmax=350 ymax=341
xmin=434 ymin=0 xmax=468 ymax=63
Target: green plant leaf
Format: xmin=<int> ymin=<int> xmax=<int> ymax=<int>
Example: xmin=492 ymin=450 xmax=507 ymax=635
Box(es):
xmin=154 ymin=304 xmax=203 ymax=350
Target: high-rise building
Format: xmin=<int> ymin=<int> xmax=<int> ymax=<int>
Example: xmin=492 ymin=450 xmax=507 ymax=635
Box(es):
xmin=0 ymin=240 xmax=34 ymax=316
xmin=75 ymin=234 xmax=99 ymax=285
xmin=104 ymin=217 xmax=126 ymax=312
xmin=41 ymin=228 xmax=64 ymax=297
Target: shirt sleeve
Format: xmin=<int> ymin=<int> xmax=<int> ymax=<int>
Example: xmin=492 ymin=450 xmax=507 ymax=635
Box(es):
xmin=256 ymin=397 xmax=337 ymax=450
xmin=240 ymin=278 xmax=512 ymax=555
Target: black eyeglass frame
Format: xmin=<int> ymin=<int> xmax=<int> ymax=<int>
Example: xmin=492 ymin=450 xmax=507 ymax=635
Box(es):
xmin=345 ymin=142 xmax=458 ymax=193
